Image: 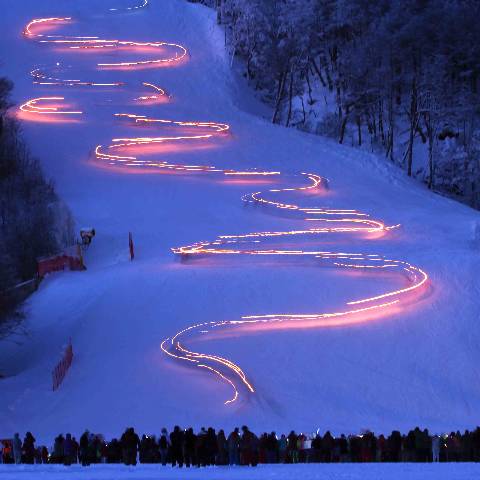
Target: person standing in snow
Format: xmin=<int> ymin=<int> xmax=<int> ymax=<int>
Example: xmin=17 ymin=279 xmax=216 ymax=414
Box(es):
xmin=139 ymin=435 xmax=148 ymax=463
xmin=240 ymin=425 xmax=258 ymax=466
xmin=432 ymin=435 xmax=440 ymax=462
xmin=22 ymin=432 xmax=35 ymax=464
xmin=388 ymin=430 xmax=402 ymax=462
xmin=159 ymin=428 xmax=170 ymax=466
xmin=216 ymin=429 xmax=228 ymax=465
xmin=278 ymin=434 xmax=287 ymax=463
xmin=169 ymin=425 xmax=184 ymax=467
xmin=120 ymin=427 xmax=139 ymax=466
xmin=266 ymin=432 xmax=278 ymax=463
xmin=205 ymin=428 xmax=217 ymax=466
xmin=12 ymin=433 xmax=22 ymax=464
xmin=338 ymin=434 xmax=349 ymax=462
xmin=196 ymin=427 xmax=208 ymax=466
xmin=250 ymin=430 xmax=259 ymax=466
xmin=472 ymin=428 xmax=480 ymax=461
xmin=41 ymin=446 xmax=49 ymax=464
xmin=184 ymin=427 xmax=196 ymax=467
xmin=296 ymin=433 xmax=306 ymax=463
xmin=106 ymin=438 xmax=121 ymax=463
xmin=227 ymin=428 xmax=240 ymax=465
xmin=79 ymin=431 xmax=89 ymax=466
xmin=323 ymin=431 xmax=335 ymax=463
xmin=52 ymin=434 xmax=65 ymax=464
xmin=63 ymin=433 xmax=75 ymax=466
xmin=287 ymin=430 xmax=298 ymax=463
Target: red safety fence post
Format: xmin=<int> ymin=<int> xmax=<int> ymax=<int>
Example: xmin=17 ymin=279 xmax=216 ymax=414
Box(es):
xmin=52 ymin=339 xmax=74 ymax=391
xmin=129 ymin=232 xmax=135 ymax=261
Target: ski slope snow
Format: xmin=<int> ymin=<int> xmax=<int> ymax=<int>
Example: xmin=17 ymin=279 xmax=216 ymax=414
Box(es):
xmin=1 ymin=0 xmax=480 ymax=443
xmin=2 ymin=462 xmax=480 ymax=480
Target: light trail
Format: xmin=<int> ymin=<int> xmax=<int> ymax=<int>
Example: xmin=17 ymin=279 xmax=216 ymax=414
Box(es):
xmin=19 ymin=96 xmax=83 ymax=115
xmin=109 ymin=0 xmax=149 ymax=12
xmin=20 ymin=4 xmax=429 ymax=406
xmin=30 ymin=66 xmax=125 ymax=87
xmin=24 ymin=16 xmax=187 ymax=67
xmin=135 ymin=82 xmax=168 ymax=101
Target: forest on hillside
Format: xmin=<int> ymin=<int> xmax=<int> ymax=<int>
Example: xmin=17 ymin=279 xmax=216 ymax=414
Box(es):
xmin=204 ymin=0 xmax=480 ymax=208
xmin=0 ymin=78 xmax=73 ymax=320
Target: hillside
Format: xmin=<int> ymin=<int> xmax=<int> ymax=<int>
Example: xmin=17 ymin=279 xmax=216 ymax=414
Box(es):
xmin=0 ymin=0 xmax=480 ymax=442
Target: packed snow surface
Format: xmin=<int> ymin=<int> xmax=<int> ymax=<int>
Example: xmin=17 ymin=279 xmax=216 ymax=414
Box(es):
xmin=2 ymin=464 xmax=480 ymax=480
xmin=1 ymin=0 xmax=480 ymax=442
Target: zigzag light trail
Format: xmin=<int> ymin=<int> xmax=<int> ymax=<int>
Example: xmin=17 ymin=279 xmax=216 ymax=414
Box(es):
xmin=20 ymin=0 xmax=429 ymax=407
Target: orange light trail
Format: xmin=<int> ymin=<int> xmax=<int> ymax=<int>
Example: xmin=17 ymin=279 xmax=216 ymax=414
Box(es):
xmin=24 ymin=16 xmax=187 ymax=67
xmin=90 ymin=111 xmax=429 ymax=404
xmin=20 ymin=6 xmax=429 ymax=406
xmin=19 ymin=97 xmax=83 ymax=115
xmin=162 ymin=169 xmax=428 ymax=403
xmin=135 ymin=82 xmax=167 ymax=101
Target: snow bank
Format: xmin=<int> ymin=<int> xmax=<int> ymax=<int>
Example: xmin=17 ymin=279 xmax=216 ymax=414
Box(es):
xmin=1 ymin=463 xmax=480 ymax=480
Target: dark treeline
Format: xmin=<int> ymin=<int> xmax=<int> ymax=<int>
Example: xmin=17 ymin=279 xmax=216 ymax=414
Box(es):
xmin=211 ymin=0 xmax=480 ymax=207
xmin=3 ymin=425 xmax=480 ymax=466
xmin=0 ymin=77 xmax=73 ymax=314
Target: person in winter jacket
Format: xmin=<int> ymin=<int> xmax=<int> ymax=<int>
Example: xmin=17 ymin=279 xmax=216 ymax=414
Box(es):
xmin=92 ymin=435 xmax=103 ymax=464
xmin=278 ymin=434 xmax=287 ymax=463
xmin=227 ymin=428 xmax=240 ymax=465
xmin=120 ymin=427 xmax=139 ymax=466
xmin=265 ymin=432 xmax=278 ymax=463
xmin=79 ymin=430 xmax=90 ymax=466
xmin=196 ymin=427 xmax=208 ymax=467
xmin=205 ymin=428 xmax=217 ymax=466
xmin=139 ymin=435 xmax=148 ymax=464
xmin=184 ymin=428 xmax=196 ymax=467
xmin=297 ymin=433 xmax=306 ymax=463
xmin=311 ymin=434 xmax=322 ymax=462
xmin=52 ymin=434 xmax=65 ymax=464
xmin=106 ymin=438 xmax=122 ymax=463
xmin=388 ymin=430 xmax=402 ymax=462
xmin=159 ymin=428 xmax=170 ymax=466
xmin=432 ymin=435 xmax=440 ymax=462
xmin=22 ymin=432 xmax=35 ymax=464
xmin=216 ymin=430 xmax=228 ymax=465
xmin=377 ymin=434 xmax=386 ymax=462
xmin=287 ymin=431 xmax=298 ymax=463
xmin=63 ymin=433 xmax=76 ymax=466
xmin=322 ymin=431 xmax=334 ymax=463
xmin=12 ymin=433 xmax=22 ymax=464
xmin=240 ymin=426 xmax=258 ymax=466
xmin=41 ymin=446 xmax=49 ymax=464
xmin=169 ymin=426 xmax=184 ymax=467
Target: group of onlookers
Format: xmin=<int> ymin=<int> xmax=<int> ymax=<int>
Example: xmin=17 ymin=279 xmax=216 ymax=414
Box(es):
xmin=2 ymin=426 xmax=480 ymax=466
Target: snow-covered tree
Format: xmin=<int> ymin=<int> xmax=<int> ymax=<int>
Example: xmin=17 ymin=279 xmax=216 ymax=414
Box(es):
xmin=217 ymin=0 xmax=480 ymax=206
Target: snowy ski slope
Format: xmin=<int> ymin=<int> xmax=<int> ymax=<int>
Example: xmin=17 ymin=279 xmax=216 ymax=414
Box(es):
xmin=0 ymin=0 xmax=480 ymax=442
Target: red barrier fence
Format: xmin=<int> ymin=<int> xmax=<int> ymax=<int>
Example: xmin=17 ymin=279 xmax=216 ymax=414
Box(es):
xmin=52 ymin=341 xmax=74 ymax=391
xmin=38 ymin=253 xmax=84 ymax=278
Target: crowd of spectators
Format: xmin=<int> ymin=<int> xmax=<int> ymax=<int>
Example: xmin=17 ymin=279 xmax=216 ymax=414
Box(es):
xmin=2 ymin=426 xmax=480 ymax=466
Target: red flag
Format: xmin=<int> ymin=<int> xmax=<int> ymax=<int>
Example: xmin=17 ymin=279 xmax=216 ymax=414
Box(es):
xmin=129 ymin=232 xmax=134 ymax=261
